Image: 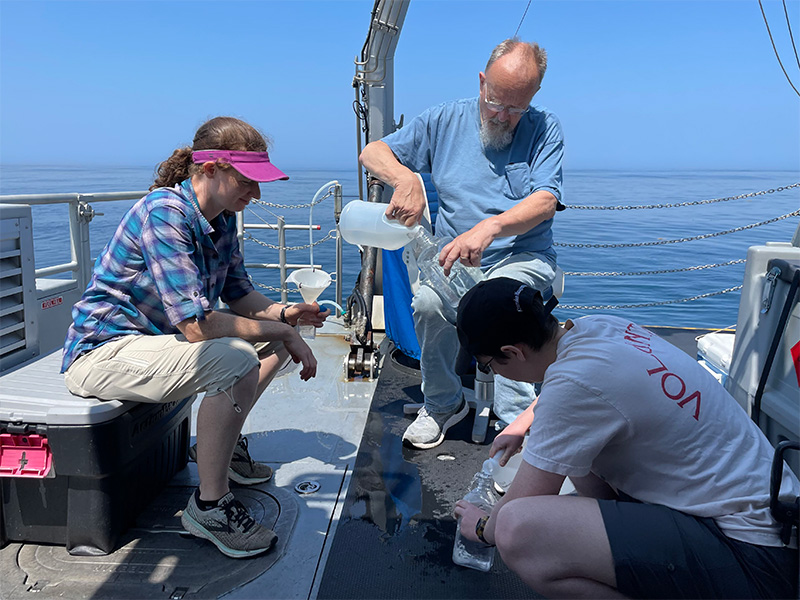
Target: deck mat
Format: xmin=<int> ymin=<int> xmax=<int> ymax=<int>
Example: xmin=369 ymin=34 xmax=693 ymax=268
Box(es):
xmin=317 ymin=327 xmax=712 ymax=599
xmin=317 ymin=352 xmax=538 ymax=600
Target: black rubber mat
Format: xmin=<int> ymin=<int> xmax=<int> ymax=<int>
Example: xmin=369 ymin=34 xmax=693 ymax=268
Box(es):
xmin=317 ymin=352 xmax=538 ymax=599
xmin=0 ymin=484 xmax=298 ymax=599
xmin=317 ymin=327 xmax=713 ymax=599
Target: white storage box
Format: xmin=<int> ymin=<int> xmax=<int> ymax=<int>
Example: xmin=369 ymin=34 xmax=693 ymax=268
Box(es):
xmin=696 ymin=331 xmax=736 ymax=386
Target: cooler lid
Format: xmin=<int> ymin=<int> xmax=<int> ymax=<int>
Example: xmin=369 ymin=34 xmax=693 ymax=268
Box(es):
xmin=696 ymin=331 xmax=736 ymax=371
xmin=0 ymin=351 xmax=132 ymax=426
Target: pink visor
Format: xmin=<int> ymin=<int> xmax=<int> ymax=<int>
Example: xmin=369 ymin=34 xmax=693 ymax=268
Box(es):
xmin=192 ymin=150 xmax=289 ymax=182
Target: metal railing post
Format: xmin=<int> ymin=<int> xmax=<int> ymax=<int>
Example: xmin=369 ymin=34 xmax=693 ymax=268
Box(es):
xmin=69 ymin=199 xmax=93 ymax=291
xmin=278 ymin=216 xmax=287 ymax=303
xmin=334 ymin=184 xmax=343 ymax=316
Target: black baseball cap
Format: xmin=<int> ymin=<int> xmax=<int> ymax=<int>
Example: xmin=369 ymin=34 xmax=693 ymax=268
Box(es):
xmin=457 ymin=277 xmax=559 ymax=358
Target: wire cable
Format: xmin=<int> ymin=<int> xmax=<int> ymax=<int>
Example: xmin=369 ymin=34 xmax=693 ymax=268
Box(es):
xmin=759 ymin=0 xmax=800 ymax=97
xmin=782 ymin=0 xmax=800 ymax=70
xmin=513 ymin=0 xmax=533 ymax=38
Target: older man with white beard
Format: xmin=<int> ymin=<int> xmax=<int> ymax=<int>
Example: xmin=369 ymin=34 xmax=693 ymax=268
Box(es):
xmin=359 ymin=38 xmax=565 ymax=450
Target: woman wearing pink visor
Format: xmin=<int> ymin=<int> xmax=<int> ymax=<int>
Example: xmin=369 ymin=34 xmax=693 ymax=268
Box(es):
xmin=61 ymin=116 xmax=329 ymax=559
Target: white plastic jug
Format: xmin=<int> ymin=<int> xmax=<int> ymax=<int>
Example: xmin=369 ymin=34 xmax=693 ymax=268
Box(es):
xmin=339 ymin=201 xmax=422 ymax=250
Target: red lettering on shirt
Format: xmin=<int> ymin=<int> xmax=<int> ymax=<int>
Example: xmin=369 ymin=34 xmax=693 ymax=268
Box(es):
xmin=621 ymin=322 xmax=701 ymax=421
xmin=677 ymin=390 xmax=702 ymax=421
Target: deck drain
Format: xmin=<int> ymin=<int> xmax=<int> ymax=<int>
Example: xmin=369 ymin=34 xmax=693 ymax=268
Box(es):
xmin=436 ymin=453 xmax=455 ymax=461
xmin=294 ymin=480 xmax=321 ymax=494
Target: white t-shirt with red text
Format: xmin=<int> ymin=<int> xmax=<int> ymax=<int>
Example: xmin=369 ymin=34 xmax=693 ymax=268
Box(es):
xmin=523 ymin=314 xmax=799 ymax=548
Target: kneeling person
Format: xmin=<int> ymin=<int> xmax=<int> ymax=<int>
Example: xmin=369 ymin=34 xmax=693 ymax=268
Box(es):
xmin=453 ymin=277 xmax=798 ymax=599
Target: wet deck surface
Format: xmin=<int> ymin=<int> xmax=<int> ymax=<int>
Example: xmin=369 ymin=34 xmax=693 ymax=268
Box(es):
xmin=0 ymin=324 xmax=712 ymax=599
xmin=0 ymin=322 xmax=379 ymax=600
xmin=318 ymin=351 xmax=536 ymax=599
xmin=316 ymin=326 xmax=714 ymax=599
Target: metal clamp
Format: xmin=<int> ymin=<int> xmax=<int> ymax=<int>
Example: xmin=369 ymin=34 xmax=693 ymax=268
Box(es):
xmin=761 ymin=266 xmax=781 ymax=313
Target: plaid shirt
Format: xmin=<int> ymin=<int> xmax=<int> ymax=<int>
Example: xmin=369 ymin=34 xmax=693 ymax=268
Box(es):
xmin=62 ymin=179 xmax=254 ymax=372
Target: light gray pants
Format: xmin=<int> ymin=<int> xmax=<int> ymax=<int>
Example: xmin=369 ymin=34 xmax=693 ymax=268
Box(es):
xmin=410 ymin=249 xmax=557 ymax=425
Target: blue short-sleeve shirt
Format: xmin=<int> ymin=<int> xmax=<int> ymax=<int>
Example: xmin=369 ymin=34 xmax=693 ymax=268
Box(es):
xmin=382 ymin=97 xmax=564 ymax=267
xmin=61 ymin=178 xmax=254 ymax=371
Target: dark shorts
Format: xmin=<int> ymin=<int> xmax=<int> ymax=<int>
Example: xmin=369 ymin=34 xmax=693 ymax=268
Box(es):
xmin=598 ymin=497 xmax=798 ymax=599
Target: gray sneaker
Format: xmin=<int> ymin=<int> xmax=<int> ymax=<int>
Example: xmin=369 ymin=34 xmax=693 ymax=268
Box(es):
xmin=181 ymin=491 xmax=277 ymax=558
xmin=188 ymin=434 xmax=273 ymax=485
xmin=402 ymin=399 xmax=470 ymax=449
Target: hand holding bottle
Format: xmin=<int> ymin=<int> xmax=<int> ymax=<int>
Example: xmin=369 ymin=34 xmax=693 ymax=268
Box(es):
xmin=453 ymin=500 xmax=489 ymax=544
xmin=438 ymin=218 xmax=502 ymax=276
xmin=283 ymin=302 xmax=331 ymax=327
xmin=452 ymin=459 xmax=498 ymax=571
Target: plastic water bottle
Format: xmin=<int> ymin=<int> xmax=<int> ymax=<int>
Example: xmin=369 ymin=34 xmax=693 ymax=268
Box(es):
xmin=410 ymin=229 xmax=484 ymax=321
xmin=453 ymin=459 xmax=499 ymax=572
xmin=488 ymin=440 xmax=527 ymax=494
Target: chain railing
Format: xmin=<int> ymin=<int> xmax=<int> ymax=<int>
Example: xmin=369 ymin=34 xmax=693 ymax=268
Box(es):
xmin=555 ymin=210 xmax=800 ymax=249
xmin=556 ymin=183 xmax=799 ymax=312
xmin=239 ymin=181 xmax=343 ymax=307
xmin=564 ymin=183 xmax=800 ymax=211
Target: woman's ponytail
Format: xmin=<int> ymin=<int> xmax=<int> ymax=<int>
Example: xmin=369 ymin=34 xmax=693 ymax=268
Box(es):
xmin=150 ymin=147 xmax=194 ymax=191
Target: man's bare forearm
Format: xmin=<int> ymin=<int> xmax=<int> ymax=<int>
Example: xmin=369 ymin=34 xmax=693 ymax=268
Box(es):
xmin=485 ymin=190 xmax=558 ymax=238
xmin=359 ymin=141 xmax=416 ymax=188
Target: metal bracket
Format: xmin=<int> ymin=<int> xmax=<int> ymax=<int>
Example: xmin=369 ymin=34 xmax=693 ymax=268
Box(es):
xmin=77 ymin=201 xmax=103 ymax=223
xmin=761 ymin=266 xmax=781 ymax=313
xmin=345 ymin=341 xmax=379 ymax=380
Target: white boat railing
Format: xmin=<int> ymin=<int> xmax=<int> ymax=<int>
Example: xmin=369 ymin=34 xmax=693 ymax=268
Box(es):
xmin=0 ymin=190 xmax=344 ymax=310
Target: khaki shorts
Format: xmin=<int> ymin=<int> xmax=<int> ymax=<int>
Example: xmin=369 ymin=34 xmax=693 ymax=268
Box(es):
xmin=65 ymin=334 xmax=283 ymax=404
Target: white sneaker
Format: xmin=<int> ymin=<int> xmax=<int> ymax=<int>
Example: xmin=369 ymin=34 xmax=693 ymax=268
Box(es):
xmin=402 ymin=399 xmax=469 ymax=449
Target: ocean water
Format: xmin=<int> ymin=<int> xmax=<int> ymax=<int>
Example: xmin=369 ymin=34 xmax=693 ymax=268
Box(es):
xmin=1 ymin=165 xmax=798 ymax=329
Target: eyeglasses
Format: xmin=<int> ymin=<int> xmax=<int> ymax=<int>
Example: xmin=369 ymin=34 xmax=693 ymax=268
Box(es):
xmin=481 ymin=80 xmax=530 ymax=116
xmin=476 ymin=356 xmax=496 ymax=375
xmin=483 ymin=99 xmax=529 ymax=116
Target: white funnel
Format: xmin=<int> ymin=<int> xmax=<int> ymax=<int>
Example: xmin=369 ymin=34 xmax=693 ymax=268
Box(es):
xmin=286 ymin=268 xmax=332 ymax=304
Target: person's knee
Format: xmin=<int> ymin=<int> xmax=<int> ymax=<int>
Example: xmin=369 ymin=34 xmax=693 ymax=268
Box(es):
xmin=411 ymin=285 xmax=443 ymax=318
xmin=495 ymin=499 xmax=552 ymax=586
xmin=495 ymin=499 xmax=536 ymax=560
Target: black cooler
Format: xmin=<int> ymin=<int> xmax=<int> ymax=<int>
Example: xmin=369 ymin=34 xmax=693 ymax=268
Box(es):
xmin=0 ymin=351 xmax=192 ymax=555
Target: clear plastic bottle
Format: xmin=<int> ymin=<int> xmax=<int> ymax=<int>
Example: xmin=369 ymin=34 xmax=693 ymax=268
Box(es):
xmin=410 ymin=229 xmax=484 ymax=320
xmin=453 ymin=459 xmax=499 ymax=572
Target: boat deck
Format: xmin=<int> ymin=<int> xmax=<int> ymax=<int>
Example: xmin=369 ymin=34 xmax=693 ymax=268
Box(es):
xmin=0 ymin=324 xmax=712 ymax=599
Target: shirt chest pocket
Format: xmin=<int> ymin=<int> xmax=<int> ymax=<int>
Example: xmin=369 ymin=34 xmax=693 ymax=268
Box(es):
xmin=503 ymin=163 xmax=532 ymax=199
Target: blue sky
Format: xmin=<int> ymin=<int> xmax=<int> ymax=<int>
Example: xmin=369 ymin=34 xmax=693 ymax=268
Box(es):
xmin=1 ymin=0 xmax=798 ymax=171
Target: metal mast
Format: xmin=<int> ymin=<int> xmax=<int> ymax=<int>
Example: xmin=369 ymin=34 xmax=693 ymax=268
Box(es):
xmin=345 ymin=0 xmax=410 ymax=378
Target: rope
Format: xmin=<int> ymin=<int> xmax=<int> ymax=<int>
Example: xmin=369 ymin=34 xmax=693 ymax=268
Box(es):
xmin=555 ymin=210 xmax=800 ymax=248
xmin=559 ymin=286 xmax=743 ymax=311
xmin=565 ymin=183 xmax=799 ymax=210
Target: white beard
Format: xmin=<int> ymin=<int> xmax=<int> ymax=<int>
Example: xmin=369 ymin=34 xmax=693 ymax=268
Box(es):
xmin=479 ymin=118 xmax=514 ymax=150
